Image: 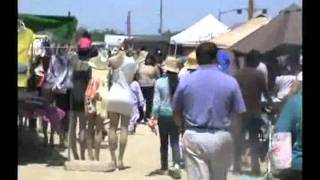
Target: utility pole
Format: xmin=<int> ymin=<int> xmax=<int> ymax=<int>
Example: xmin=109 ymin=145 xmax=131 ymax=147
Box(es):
xmin=127 ymin=11 xmax=131 ymax=39
xmin=159 ymin=0 xmax=163 ymax=34
xmin=248 ymin=0 xmax=254 ymax=20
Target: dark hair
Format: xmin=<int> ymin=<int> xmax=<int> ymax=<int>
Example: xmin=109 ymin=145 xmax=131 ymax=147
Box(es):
xmin=167 ymin=71 xmax=179 ymax=99
xmin=82 ymin=31 xmax=91 ymax=39
xmin=246 ymin=50 xmax=260 ymax=68
xmin=133 ymin=72 xmax=139 ymax=81
xmin=196 ymin=42 xmax=218 ymax=65
xmin=145 ymin=54 xmax=157 ymax=66
xmin=188 ymin=69 xmax=196 ymax=73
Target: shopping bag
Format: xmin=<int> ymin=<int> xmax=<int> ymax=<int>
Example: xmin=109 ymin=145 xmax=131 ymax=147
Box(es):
xmin=269 ymin=132 xmax=292 ymax=170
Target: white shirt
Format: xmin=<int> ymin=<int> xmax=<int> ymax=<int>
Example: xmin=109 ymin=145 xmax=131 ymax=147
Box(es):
xmin=256 ymin=62 xmax=268 ymax=85
xmin=256 ymin=62 xmax=269 ymax=102
xmin=178 ymin=67 xmax=189 ymax=79
xmin=275 ymin=75 xmax=296 ymax=100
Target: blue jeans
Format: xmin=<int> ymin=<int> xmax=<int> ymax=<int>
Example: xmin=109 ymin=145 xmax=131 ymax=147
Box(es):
xmin=158 ymin=116 xmax=182 ymax=170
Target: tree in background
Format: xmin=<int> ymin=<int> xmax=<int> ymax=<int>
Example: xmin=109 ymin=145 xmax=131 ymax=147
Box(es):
xmin=161 ymin=30 xmax=180 ymax=38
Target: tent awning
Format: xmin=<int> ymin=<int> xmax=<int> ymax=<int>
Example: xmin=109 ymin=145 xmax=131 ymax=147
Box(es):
xmin=170 ymin=14 xmax=229 ymax=45
xmin=230 ymin=5 xmax=302 ymax=54
xmin=18 ymin=13 xmax=78 ymax=43
xmin=211 ymin=17 xmax=270 ymax=48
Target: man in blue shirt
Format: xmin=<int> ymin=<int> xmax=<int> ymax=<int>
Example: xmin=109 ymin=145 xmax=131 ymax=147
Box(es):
xmin=172 ymin=42 xmax=246 ymax=180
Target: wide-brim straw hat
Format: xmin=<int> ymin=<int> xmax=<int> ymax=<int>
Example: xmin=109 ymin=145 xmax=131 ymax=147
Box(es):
xmin=88 ymin=54 xmax=109 ymax=70
xmin=163 ymin=56 xmax=179 ymax=73
xmin=108 ymin=50 xmax=125 ymax=69
xmin=184 ymin=51 xmax=198 ymax=70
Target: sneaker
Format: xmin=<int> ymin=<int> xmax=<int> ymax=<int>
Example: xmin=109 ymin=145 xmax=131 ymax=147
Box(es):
xmin=168 ymin=164 xmax=181 ymax=179
xmin=149 ymin=169 xmax=167 ymax=175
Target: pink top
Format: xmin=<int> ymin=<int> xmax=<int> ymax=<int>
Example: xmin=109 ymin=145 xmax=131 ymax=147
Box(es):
xmin=79 ymin=37 xmax=92 ymax=49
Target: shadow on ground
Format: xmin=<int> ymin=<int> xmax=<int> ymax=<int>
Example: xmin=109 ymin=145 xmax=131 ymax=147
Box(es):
xmin=18 ymin=128 xmax=67 ymax=167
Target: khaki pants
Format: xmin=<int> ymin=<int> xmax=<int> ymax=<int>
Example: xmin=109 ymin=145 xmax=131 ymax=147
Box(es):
xmin=182 ymin=130 xmax=233 ymax=180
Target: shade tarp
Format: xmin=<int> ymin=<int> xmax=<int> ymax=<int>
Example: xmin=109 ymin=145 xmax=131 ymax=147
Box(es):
xmin=211 ymin=16 xmax=270 ymax=48
xmin=230 ymin=4 xmax=302 ymax=54
xmin=18 ymin=13 xmax=78 ymax=43
xmin=170 ymin=14 xmax=229 ymax=46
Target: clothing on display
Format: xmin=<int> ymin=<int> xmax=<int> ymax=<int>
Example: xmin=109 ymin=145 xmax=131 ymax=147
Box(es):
xmin=69 ymin=53 xmax=90 ymax=111
xmin=44 ymin=52 xmax=73 ymax=94
xmin=18 ymin=27 xmax=34 ymax=87
xmin=85 ymin=54 xmax=111 ymax=119
xmin=18 ymin=90 xmax=65 ymax=133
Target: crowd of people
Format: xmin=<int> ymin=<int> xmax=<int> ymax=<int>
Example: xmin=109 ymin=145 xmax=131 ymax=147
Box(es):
xmin=18 ymin=28 xmax=302 ymax=180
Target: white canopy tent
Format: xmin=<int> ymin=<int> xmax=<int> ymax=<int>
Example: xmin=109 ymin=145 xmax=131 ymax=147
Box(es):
xmin=170 ymin=14 xmax=229 ymax=46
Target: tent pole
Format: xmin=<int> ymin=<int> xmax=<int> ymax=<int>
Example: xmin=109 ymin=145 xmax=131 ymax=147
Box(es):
xmin=174 ymin=43 xmax=178 ymax=56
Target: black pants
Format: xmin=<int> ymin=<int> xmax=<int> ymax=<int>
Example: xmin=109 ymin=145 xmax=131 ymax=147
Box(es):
xmin=279 ymin=169 xmax=302 ymax=180
xmin=158 ymin=116 xmax=182 ymax=170
xmin=233 ymin=114 xmax=262 ymax=173
xmin=54 ymin=91 xmax=70 ymax=133
xmin=141 ymin=86 xmax=154 ymax=122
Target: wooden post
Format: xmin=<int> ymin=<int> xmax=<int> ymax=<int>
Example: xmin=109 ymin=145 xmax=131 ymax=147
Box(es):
xmin=248 ymin=0 xmax=254 ymax=20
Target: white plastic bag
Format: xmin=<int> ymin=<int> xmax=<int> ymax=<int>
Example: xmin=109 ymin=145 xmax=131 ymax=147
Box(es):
xmin=107 ymin=69 xmax=133 ymax=116
xmin=269 ymin=132 xmax=292 ymax=170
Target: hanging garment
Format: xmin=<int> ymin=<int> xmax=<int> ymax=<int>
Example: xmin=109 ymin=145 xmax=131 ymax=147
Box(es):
xmin=85 ymin=55 xmax=111 ymax=119
xmin=18 ymin=28 xmax=34 ymax=87
xmin=44 ymin=53 xmax=73 ymax=94
xmin=31 ymin=38 xmax=46 ymax=58
xmin=69 ymin=53 xmax=90 ymax=111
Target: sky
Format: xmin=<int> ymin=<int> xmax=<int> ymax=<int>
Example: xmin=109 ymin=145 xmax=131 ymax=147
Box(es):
xmin=19 ymin=0 xmax=302 ymax=35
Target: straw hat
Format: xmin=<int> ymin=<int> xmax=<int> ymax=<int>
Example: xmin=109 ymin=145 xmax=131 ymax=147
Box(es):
xmin=108 ymin=51 xmax=125 ymax=69
xmin=184 ymin=51 xmax=198 ymax=70
xmin=88 ymin=54 xmax=109 ymax=70
xmin=163 ymin=56 xmax=179 ymax=73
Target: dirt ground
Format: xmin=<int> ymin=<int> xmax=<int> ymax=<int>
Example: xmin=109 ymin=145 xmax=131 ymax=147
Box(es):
xmin=18 ymin=124 xmax=268 ymax=180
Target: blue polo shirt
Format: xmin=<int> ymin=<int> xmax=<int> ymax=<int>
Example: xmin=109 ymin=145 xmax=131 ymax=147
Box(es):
xmin=172 ymin=64 xmax=246 ymax=130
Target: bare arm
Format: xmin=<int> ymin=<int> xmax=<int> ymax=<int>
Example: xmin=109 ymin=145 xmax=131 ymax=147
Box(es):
xmin=259 ymin=73 xmax=272 ymax=104
xmin=173 ymin=110 xmax=183 ymax=128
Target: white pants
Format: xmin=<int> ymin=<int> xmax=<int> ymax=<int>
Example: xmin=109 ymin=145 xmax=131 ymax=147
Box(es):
xmin=182 ymin=130 xmax=233 ymax=180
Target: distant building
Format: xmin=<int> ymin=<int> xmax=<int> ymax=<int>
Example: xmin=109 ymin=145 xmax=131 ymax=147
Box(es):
xmin=104 ymin=34 xmax=128 ymax=49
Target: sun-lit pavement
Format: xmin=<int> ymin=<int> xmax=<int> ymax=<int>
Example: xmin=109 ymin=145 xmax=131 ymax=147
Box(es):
xmin=18 ymin=125 xmax=268 ymax=180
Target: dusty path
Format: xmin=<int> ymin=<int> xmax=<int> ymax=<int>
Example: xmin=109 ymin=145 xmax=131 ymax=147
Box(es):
xmin=18 ymin=124 xmax=267 ymax=180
